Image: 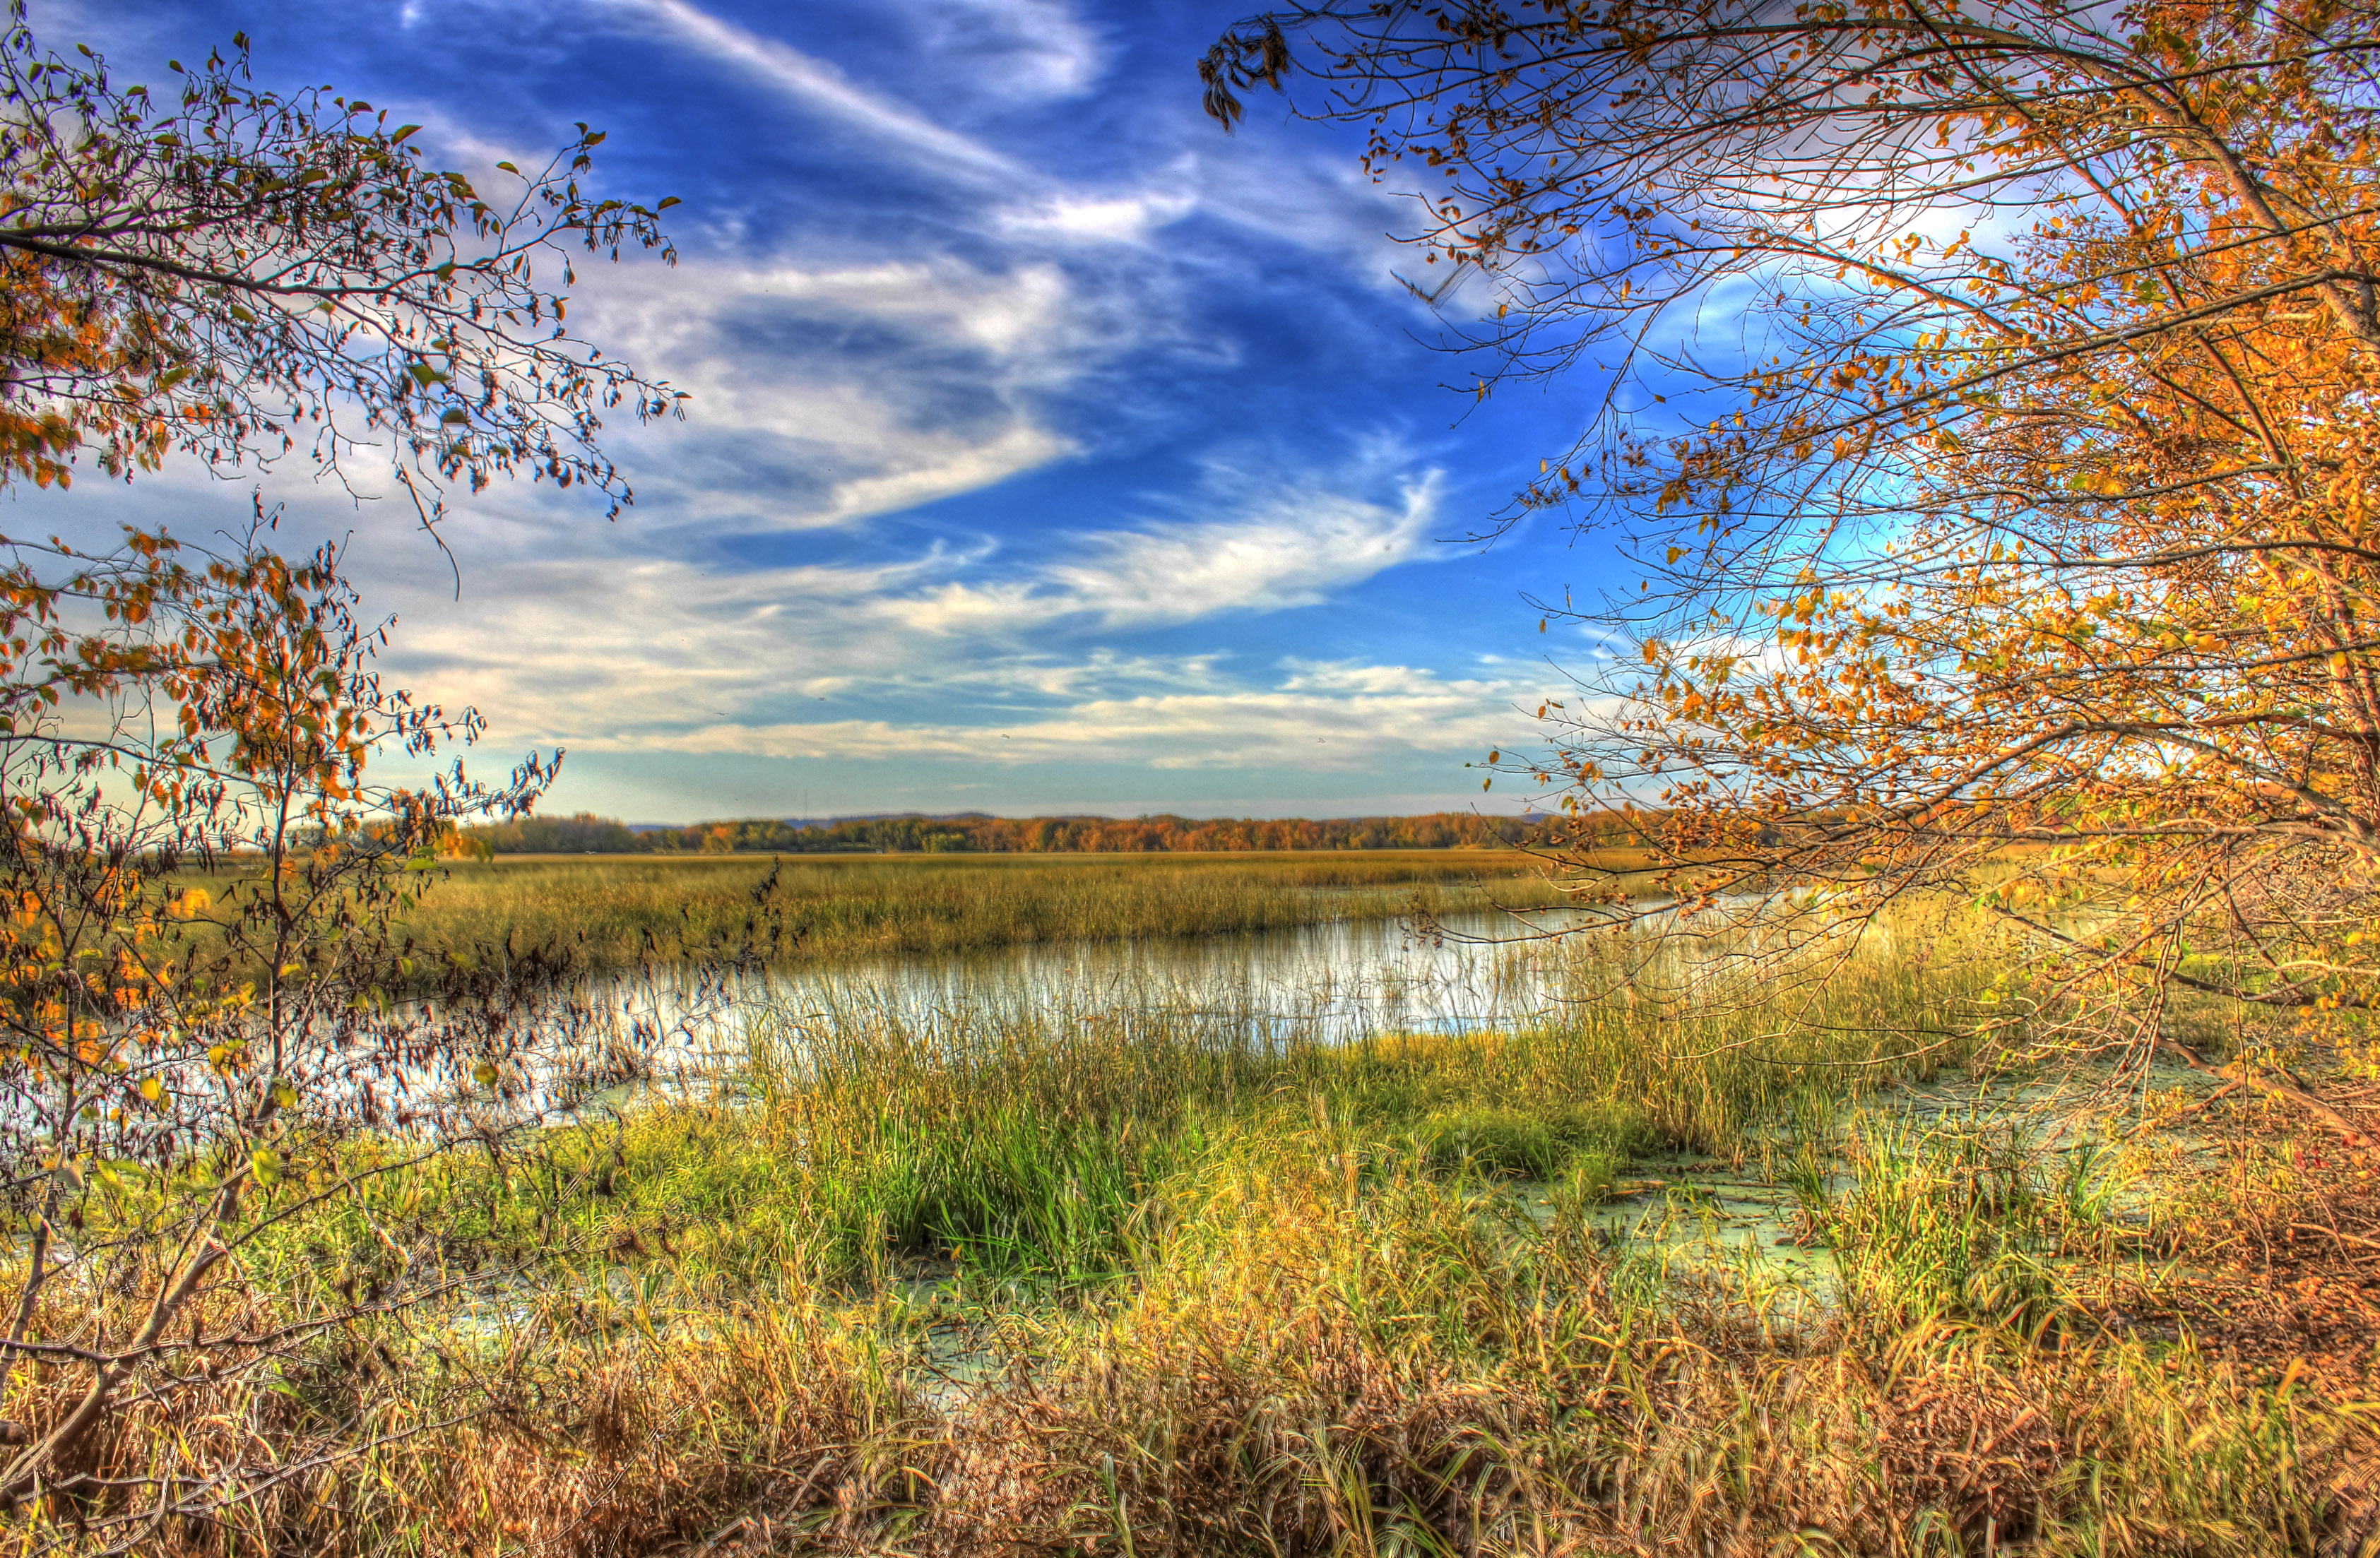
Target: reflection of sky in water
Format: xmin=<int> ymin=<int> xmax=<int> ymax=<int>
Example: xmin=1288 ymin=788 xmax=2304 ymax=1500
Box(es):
xmin=775 ymin=909 xmax=1601 ymax=1037
xmin=610 ymin=909 xmax=1604 ymax=1075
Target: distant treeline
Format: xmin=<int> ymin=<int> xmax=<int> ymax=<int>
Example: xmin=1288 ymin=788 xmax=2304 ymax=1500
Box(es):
xmin=458 ymin=810 xmax=1611 ymax=857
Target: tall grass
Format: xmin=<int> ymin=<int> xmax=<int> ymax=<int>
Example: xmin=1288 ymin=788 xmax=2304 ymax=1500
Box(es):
xmin=381 ymin=850 xmax=1570 ymax=970
xmin=1805 ymin=1115 xmax=2127 ymax=1324
xmin=504 ymin=911 xmax=1988 ymax=1293
xmin=25 ymin=903 xmax=2374 ymax=1556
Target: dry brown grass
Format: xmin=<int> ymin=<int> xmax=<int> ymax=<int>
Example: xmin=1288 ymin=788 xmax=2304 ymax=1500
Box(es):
xmin=25 ymin=1185 xmax=2374 ymax=1557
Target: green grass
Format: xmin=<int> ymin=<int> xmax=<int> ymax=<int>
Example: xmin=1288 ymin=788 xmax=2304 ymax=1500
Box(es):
xmin=1803 ymin=1114 xmax=2126 ymax=1325
xmin=383 ymin=849 xmax=1571 ymax=970
xmin=432 ymin=909 xmax=1985 ymax=1293
xmin=35 ymin=903 xmax=2379 ymax=1557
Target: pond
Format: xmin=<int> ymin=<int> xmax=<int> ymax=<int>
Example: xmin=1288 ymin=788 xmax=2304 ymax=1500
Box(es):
xmin=592 ymin=905 xmax=1612 ymax=1075
xmin=766 ymin=905 xmax=1599 ymax=1035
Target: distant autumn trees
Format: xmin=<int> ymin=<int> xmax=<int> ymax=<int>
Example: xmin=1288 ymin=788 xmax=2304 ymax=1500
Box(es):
xmin=463 ymin=810 xmax=1587 ymax=856
xmin=1210 ymin=0 xmax=2380 ymax=1114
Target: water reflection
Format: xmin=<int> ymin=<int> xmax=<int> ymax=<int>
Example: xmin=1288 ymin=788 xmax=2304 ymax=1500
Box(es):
xmin=600 ymin=908 xmax=1599 ymax=1075
xmin=791 ymin=908 xmax=1593 ymax=1033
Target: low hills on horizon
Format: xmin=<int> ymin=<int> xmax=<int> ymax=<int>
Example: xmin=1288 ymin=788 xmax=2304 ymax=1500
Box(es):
xmin=459 ymin=809 xmax=1600 ymax=857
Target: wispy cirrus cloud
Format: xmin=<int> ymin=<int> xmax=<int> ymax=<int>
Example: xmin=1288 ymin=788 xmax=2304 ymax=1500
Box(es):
xmin=892 ymin=447 xmax=1446 ymax=633
xmin=905 ymin=0 xmax=1106 ymax=105
xmin=619 ymin=0 xmax=1036 ymax=189
xmin=603 ymin=658 xmax=1534 ymax=771
xmin=372 ymin=0 xmax=1423 ymax=547
xmin=342 ymin=439 xmax=1468 ymax=768
xmin=25 ymin=0 xmax=1568 ymax=821
xmin=570 ymin=254 xmax=1120 ymax=529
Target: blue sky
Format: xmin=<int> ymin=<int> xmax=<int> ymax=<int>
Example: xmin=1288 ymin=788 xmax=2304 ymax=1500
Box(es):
xmin=28 ymin=0 xmax=1622 ymax=823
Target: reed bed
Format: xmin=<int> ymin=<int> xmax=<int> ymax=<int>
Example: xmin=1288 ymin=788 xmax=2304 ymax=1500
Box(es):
xmin=20 ymin=905 xmax=2380 ymax=1556
xmin=385 ymin=850 xmax=1570 ymax=971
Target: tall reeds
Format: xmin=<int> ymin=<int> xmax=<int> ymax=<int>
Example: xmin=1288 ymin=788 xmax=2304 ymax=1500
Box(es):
xmin=386 ymin=851 xmax=1570 ymax=970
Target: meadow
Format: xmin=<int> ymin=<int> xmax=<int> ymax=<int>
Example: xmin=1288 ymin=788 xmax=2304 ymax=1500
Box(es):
xmin=48 ymin=903 xmax=2380 ymax=1556
xmin=384 ymin=849 xmax=1577 ymax=970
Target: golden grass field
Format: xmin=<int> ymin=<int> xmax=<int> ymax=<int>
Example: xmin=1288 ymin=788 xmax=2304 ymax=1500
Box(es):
xmin=385 ymin=848 xmax=1577 ymax=968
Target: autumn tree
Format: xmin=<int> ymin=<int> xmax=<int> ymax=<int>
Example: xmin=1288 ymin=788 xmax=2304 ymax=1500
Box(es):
xmin=0 ymin=3 xmax=681 ymax=523
xmin=0 ymin=525 xmax=658 ymax=1545
xmin=1207 ymin=0 xmax=2380 ymax=1122
xmin=0 ymin=6 xmax=684 ymax=1540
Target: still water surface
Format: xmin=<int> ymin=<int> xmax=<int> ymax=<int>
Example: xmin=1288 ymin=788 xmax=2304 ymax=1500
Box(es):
xmin=628 ymin=907 xmax=1604 ymax=1061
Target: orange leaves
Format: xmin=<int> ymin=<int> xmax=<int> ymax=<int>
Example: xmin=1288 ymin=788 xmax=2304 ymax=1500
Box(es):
xmin=0 ymin=31 xmax=676 ymax=528
xmin=1233 ymin=0 xmax=2380 ymax=1076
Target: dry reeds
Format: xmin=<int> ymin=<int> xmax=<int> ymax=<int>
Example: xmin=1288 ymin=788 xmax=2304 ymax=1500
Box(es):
xmin=384 ymin=851 xmax=1568 ymax=971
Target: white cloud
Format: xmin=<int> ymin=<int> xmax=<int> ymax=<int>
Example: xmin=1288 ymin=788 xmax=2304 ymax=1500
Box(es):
xmin=566 ymin=253 xmax=1118 ymax=528
xmin=1047 ymin=468 xmax=1443 ymax=624
xmin=600 ymin=660 xmax=1533 ymax=771
xmin=617 ymin=0 xmax=1035 ymax=190
xmin=892 ymin=447 xmax=1445 ymax=633
xmin=994 ymin=184 xmax=1197 ymax=246
xmin=301 ymin=439 xmax=1469 ymax=771
xmin=908 ymin=0 xmax=1106 ymax=104
xmin=816 ymin=424 xmax=1076 ymax=525
xmin=18 ymin=0 xmax=1544 ymax=814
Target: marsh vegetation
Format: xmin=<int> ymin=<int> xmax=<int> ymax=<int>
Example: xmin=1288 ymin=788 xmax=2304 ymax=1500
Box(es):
xmin=37 ymin=900 xmax=2380 ymax=1555
xmin=377 ymin=850 xmax=1576 ymax=971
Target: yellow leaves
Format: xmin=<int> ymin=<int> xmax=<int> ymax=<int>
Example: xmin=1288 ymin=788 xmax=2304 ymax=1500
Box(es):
xmin=167 ymin=886 xmax=211 ymax=920
xmin=471 ymin=1059 xmax=499 ymax=1088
